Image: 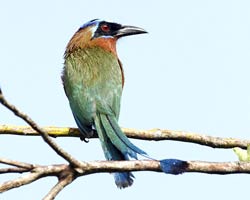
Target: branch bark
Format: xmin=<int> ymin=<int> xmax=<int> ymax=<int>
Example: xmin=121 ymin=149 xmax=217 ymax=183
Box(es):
xmin=0 ymin=125 xmax=249 ymax=149
xmin=1 ymin=159 xmax=250 ymax=194
xmin=43 ymin=174 xmax=74 ymax=200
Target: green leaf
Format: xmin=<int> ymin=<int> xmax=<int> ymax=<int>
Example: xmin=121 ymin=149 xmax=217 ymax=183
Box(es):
xmin=247 ymin=144 xmax=250 ymax=161
xmin=233 ymin=145 xmax=250 ymax=161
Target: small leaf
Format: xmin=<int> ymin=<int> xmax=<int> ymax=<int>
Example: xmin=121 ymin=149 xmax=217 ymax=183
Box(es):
xmin=233 ymin=147 xmax=248 ymax=161
xmin=247 ymin=144 xmax=250 ymax=161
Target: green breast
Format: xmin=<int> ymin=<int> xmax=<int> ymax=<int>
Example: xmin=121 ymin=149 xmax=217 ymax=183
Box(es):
xmin=63 ymin=46 xmax=123 ymax=123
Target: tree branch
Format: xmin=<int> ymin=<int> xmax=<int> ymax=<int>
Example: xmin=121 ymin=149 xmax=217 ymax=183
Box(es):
xmin=0 ymin=164 xmax=68 ymax=193
xmin=0 ymin=125 xmax=249 ymax=150
xmin=42 ymin=170 xmax=75 ymax=200
xmin=0 ymin=167 xmax=30 ymax=174
xmin=0 ymin=169 xmax=43 ymax=192
xmin=0 ymin=157 xmax=34 ymax=169
xmin=1 ymin=159 xmax=250 ymax=194
xmin=0 ymin=90 xmax=85 ymax=169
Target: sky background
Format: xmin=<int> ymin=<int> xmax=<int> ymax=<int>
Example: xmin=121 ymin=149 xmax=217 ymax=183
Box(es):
xmin=1 ymin=0 xmax=250 ymax=199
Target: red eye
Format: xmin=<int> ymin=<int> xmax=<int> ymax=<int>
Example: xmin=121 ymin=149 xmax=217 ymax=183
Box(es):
xmin=101 ymin=24 xmax=110 ymax=32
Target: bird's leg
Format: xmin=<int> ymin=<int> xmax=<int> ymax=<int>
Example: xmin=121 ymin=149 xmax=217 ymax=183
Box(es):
xmin=79 ymin=129 xmax=96 ymax=143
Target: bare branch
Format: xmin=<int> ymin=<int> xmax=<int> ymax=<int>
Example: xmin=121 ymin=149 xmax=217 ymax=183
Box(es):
xmin=0 ymin=167 xmax=30 ymax=174
xmin=187 ymin=160 xmax=250 ymax=174
xmin=0 ymin=164 xmax=68 ymax=193
xmin=0 ymin=91 xmax=85 ymax=168
xmin=0 ymin=169 xmax=43 ymax=192
xmin=42 ymin=172 xmax=75 ymax=200
xmin=84 ymin=160 xmax=250 ymax=174
xmin=1 ymin=158 xmax=250 ymax=198
xmin=0 ymin=157 xmax=34 ymax=169
xmin=123 ymin=128 xmax=250 ymax=149
xmin=1 ymin=125 xmax=249 ymax=150
xmin=1 ymin=159 xmax=250 ymax=192
xmin=0 ymin=125 xmax=81 ymax=138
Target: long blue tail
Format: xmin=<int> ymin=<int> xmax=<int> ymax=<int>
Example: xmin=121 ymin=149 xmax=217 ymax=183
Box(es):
xmin=93 ymin=113 xmax=188 ymax=188
xmin=94 ymin=113 xmax=147 ymax=188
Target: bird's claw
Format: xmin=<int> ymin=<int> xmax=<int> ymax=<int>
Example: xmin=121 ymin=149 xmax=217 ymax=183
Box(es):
xmin=80 ymin=136 xmax=89 ymax=143
xmin=79 ymin=129 xmax=94 ymax=143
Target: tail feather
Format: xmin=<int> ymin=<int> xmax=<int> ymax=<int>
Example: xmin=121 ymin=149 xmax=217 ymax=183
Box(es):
xmin=114 ymin=172 xmax=134 ymax=189
xmin=106 ymin=115 xmax=147 ymax=157
xmin=99 ymin=114 xmax=136 ymax=158
xmin=94 ymin=113 xmax=135 ymax=188
xmin=94 ymin=113 xmax=186 ymax=188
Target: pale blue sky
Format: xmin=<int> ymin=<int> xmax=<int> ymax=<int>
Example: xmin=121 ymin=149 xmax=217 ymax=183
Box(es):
xmin=1 ymin=0 xmax=250 ymax=199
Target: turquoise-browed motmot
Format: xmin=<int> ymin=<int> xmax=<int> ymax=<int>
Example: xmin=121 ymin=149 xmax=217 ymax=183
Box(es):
xmin=62 ymin=19 xmax=187 ymax=188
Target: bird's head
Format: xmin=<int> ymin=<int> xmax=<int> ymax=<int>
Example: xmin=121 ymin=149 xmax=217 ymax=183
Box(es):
xmin=65 ymin=19 xmax=147 ymax=56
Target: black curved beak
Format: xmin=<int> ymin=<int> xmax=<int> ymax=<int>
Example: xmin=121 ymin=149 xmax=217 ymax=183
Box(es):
xmin=114 ymin=25 xmax=148 ymax=38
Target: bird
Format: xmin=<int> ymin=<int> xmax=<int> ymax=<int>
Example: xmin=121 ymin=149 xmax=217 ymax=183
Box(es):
xmin=62 ymin=19 xmax=148 ymax=188
xmin=62 ymin=19 xmax=188 ymax=188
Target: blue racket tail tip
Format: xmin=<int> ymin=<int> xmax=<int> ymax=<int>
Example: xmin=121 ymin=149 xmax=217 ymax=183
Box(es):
xmin=160 ymin=159 xmax=188 ymax=174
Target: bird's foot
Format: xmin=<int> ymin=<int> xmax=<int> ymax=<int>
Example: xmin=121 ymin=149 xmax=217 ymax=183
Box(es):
xmin=79 ymin=129 xmax=95 ymax=143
